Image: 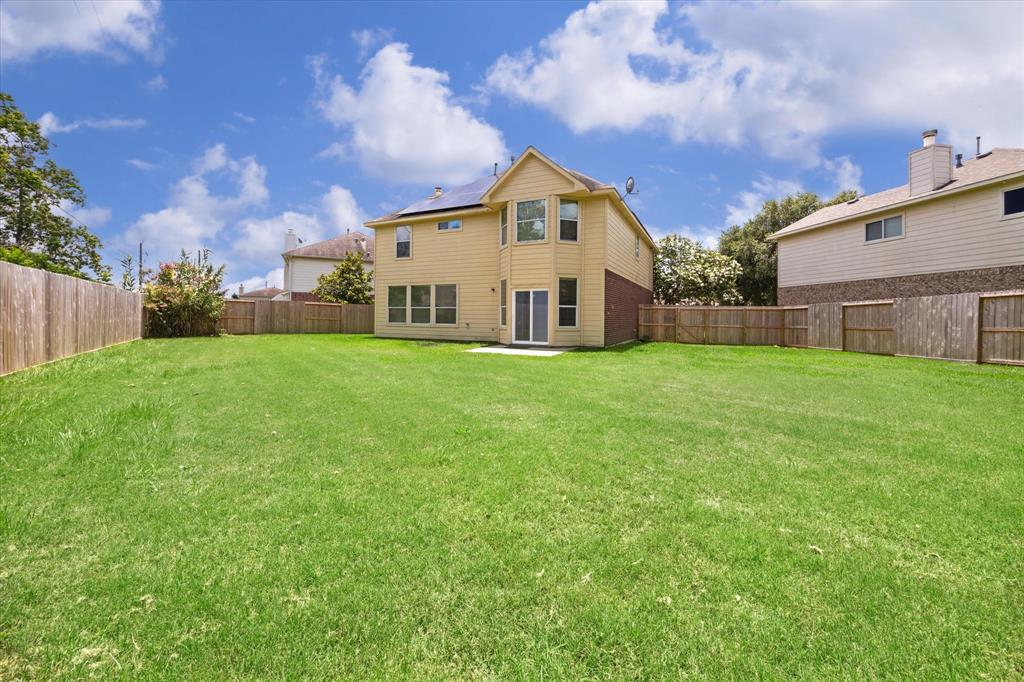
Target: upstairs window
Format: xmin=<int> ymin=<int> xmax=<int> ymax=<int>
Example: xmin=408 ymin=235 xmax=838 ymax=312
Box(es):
xmin=437 ymin=219 xmax=461 ymax=232
xmin=411 ymin=285 xmax=431 ymax=324
xmin=435 ymin=285 xmax=457 ymax=325
xmin=516 ymin=199 xmax=546 ymax=242
xmin=500 ymin=206 xmax=508 ymax=247
xmin=559 ymin=199 xmax=579 ymax=241
xmin=396 ymin=225 xmax=412 ymax=258
xmin=865 ymin=215 xmax=902 ymax=242
xmin=1004 ymin=187 xmax=1024 ymax=216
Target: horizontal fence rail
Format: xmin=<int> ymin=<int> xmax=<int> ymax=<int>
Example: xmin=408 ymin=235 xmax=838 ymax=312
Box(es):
xmin=1 ymin=261 xmax=142 ymax=376
xmin=219 ymin=299 xmax=374 ymax=335
xmin=639 ymin=290 xmax=1024 ymax=366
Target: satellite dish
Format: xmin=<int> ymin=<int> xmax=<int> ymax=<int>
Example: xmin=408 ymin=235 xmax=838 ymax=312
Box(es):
xmin=625 ymin=176 xmax=636 ymax=194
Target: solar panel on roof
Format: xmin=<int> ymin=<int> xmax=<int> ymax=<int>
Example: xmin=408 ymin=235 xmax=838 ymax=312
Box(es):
xmin=397 ymin=176 xmax=497 ymax=216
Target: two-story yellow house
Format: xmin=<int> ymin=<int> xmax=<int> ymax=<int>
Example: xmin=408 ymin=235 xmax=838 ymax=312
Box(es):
xmin=365 ymin=147 xmax=655 ymax=347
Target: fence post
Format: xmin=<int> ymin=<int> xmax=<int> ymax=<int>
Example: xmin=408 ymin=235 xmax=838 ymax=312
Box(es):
xmin=780 ymin=308 xmax=786 ymax=347
xmin=840 ymin=305 xmax=847 ymax=352
xmin=975 ymin=295 xmax=984 ymax=364
xmin=703 ymin=308 xmax=709 ymax=344
xmin=741 ymin=308 xmax=747 ymax=346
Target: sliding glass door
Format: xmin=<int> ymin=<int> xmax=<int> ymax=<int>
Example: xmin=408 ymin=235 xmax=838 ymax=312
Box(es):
xmin=513 ymin=289 xmax=548 ymax=345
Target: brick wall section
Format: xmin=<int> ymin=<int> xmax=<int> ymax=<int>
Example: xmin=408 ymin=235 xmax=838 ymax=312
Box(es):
xmin=604 ymin=269 xmax=653 ymax=346
xmin=290 ymin=291 xmax=321 ymax=302
xmin=778 ymin=265 xmax=1024 ymax=305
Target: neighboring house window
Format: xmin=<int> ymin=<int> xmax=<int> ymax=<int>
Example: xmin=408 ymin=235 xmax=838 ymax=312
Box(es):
xmin=559 ymin=199 xmax=579 ymax=241
xmin=558 ymin=277 xmax=578 ymax=327
xmin=388 ymin=286 xmax=407 ymax=324
xmin=516 ymin=199 xmax=546 ymax=242
xmin=437 ymin=220 xmax=461 ymax=232
xmin=411 ymin=285 xmax=431 ymax=324
xmin=396 ymin=226 xmax=412 ymax=258
xmin=435 ymin=285 xmax=457 ymax=325
xmin=865 ymin=215 xmax=903 ymax=242
xmin=499 ymin=279 xmax=507 ymax=327
xmin=635 ymin=234 xmax=640 ymax=258
xmin=1004 ymin=187 xmax=1024 ymax=216
xmin=500 ymin=206 xmax=508 ymax=247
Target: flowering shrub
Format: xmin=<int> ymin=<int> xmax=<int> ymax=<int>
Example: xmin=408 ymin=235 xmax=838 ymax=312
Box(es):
xmin=144 ymin=249 xmax=226 ymax=337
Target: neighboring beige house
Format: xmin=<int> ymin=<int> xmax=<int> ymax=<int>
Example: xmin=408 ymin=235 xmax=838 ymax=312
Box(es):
xmin=280 ymin=230 xmax=374 ymax=301
xmin=771 ymin=130 xmax=1024 ymax=304
xmin=364 ymin=147 xmax=655 ymax=347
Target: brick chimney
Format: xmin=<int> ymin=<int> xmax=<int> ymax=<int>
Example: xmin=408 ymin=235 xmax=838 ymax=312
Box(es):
xmin=284 ymin=228 xmax=298 ymax=252
xmin=908 ymin=128 xmax=952 ymax=196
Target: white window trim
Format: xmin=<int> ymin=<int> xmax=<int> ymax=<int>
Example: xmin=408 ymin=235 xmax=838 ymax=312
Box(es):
xmin=558 ymin=198 xmax=580 ymax=243
xmin=437 ymin=219 xmax=462 ymax=232
xmin=396 ymin=225 xmax=412 ymax=259
xmin=434 ymin=284 xmax=458 ymax=326
xmin=409 ymin=284 xmax=432 ymax=325
xmin=499 ymin=279 xmax=508 ymax=328
xmin=864 ymin=213 xmax=906 ymax=244
xmin=515 ymin=198 xmax=547 ymax=244
xmin=557 ymin=277 xmax=579 ymax=329
xmin=1001 ymin=184 xmax=1024 ymax=219
xmin=499 ymin=205 xmax=509 ymax=248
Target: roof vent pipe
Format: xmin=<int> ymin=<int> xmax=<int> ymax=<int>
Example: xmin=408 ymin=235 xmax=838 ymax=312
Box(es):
xmin=493 ymin=162 xmax=498 ymax=176
xmin=976 ymin=136 xmax=981 ymax=157
xmin=955 ymin=153 xmax=963 ymax=168
xmin=432 ymin=186 xmax=443 ymax=198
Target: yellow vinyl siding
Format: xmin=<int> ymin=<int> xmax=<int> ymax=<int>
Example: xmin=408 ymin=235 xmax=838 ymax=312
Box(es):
xmin=580 ymin=197 xmax=606 ymax=346
xmin=777 ymin=182 xmax=1024 ymax=287
xmin=605 ymin=198 xmax=655 ymax=290
xmin=374 ymin=212 xmax=499 ymax=341
xmin=488 ymin=155 xmax=575 ymax=204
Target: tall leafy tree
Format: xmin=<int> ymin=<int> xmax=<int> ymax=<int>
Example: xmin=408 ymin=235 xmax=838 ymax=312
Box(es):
xmin=0 ymin=92 xmax=110 ymax=281
xmin=718 ymin=189 xmax=858 ymax=305
xmin=311 ymin=252 xmax=374 ymax=304
xmin=654 ymin=234 xmax=742 ymax=305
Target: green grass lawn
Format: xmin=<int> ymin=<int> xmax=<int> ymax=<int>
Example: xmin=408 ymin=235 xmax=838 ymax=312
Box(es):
xmin=1 ymin=336 xmax=1022 ymax=679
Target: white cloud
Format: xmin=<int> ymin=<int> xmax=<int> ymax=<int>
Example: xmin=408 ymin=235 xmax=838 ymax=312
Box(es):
xmin=144 ymin=74 xmax=167 ymax=94
xmin=121 ymin=144 xmax=268 ymax=259
xmin=127 ymin=158 xmax=159 ymax=171
xmin=315 ymin=142 xmax=348 ymax=162
xmin=823 ymin=156 xmax=863 ymax=195
xmin=351 ymin=28 xmax=394 ymax=61
xmin=312 ymin=44 xmax=508 ymax=185
xmin=224 ymin=267 xmax=285 ymax=298
xmin=37 ymin=112 xmax=146 ymax=136
xmin=53 ymin=199 xmax=112 ymax=228
xmin=235 ymin=212 xmax=323 ymax=264
xmin=724 ymin=175 xmax=803 ymax=227
xmin=1 ymin=0 xmax=162 ymax=62
xmin=321 ymin=186 xmax=362 ymax=231
xmin=233 ymin=112 xmax=256 ymax=124
xmin=485 ymin=0 xmax=1024 ymax=163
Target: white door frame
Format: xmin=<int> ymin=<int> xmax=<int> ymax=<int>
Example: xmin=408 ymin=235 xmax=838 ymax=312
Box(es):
xmin=512 ymin=288 xmax=549 ymax=345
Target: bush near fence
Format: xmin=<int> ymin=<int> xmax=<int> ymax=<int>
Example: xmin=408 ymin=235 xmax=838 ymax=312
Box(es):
xmin=639 ymin=290 xmax=1024 ymax=366
xmin=0 ymin=260 xmax=142 ymax=376
xmin=219 ymin=299 xmax=374 ymax=335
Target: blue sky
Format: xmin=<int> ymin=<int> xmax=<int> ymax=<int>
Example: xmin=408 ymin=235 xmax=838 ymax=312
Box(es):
xmin=2 ymin=0 xmax=1022 ymax=291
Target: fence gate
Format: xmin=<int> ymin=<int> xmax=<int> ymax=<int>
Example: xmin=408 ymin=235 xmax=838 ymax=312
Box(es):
xmin=979 ymin=292 xmax=1024 ymax=365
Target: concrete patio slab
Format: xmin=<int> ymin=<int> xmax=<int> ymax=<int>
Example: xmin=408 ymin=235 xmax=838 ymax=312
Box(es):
xmin=467 ymin=345 xmax=572 ymax=357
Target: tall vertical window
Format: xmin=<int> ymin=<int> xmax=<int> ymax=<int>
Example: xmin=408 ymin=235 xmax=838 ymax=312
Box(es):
xmin=396 ymin=226 xmax=412 ymax=258
xmin=387 ymin=286 xmax=407 ymax=323
xmin=516 ymin=199 xmax=546 ymax=242
xmin=500 ymin=206 xmax=508 ymax=247
xmin=559 ymin=199 xmax=579 ymax=241
xmin=635 ymin=234 xmax=640 ymax=258
xmin=411 ymin=285 xmax=431 ymax=324
xmin=558 ymin=277 xmax=578 ymax=327
xmin=435 ymin=285 xmax=457 ymax=324
xmin=499 ymin=279 xmax=507 ymax=326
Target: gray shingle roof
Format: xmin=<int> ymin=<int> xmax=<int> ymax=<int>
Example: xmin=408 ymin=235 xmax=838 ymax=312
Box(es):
xmin=772 ymin=148 xmax=1024 ymax=239
xmin=282 ymin=232 xmax=374 ymax=262
xmin=237 ymin=286 xmax=283 ymax=299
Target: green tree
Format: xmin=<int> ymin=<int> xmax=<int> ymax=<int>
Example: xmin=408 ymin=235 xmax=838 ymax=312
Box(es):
xmin=0 ymin=92 xmax=110 ymax=281
xmin=654 ymin=234 xmax=742 ymax=305
xmin=718 ymin=189 xmax=858 ymax=305
xmin=311 ymin=251 xmax=373 ymax=304
xmin=143 ymin=249 xmax=226 ymax=337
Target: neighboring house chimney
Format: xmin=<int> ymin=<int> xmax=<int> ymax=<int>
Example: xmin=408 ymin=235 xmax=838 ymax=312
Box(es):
xmin=908 ymin=128 xmax=952 ymax=196
xmin=238 ymin=283 xmax=244 ymax=295
xmin=284 ymin=228 xmax=298 ymax=252
xmin=432 ymin=186 xmax=443 ymax=198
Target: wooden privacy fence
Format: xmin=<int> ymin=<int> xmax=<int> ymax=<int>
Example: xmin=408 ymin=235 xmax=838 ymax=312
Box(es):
xmin=639 ymin=290 xmax=1024 ymax=366
xmin=219 ymin=299 xmax=374 ymax=335
xmin=1 ymin=261 xmax=142 ymax=376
